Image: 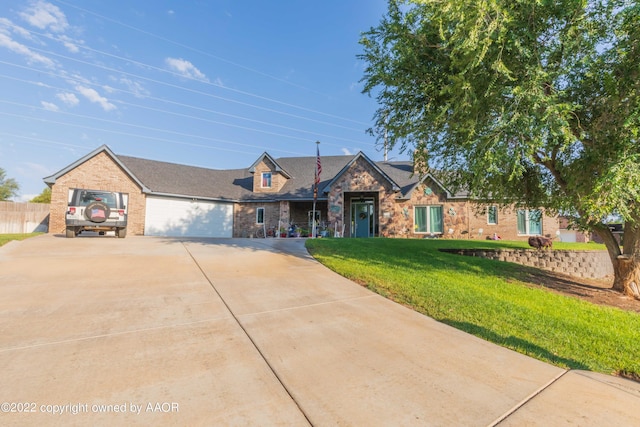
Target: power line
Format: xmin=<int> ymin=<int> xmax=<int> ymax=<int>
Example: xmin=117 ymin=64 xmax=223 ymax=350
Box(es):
xmin=0 ymin=104 xmax=312 ymax=156
xmin=0 ymin=68 xmax=371 ymax=146
xmin=22 ymin=9 xmax=371 ymax=127
xmin=53 ymin=0 xmax=335 ymax=99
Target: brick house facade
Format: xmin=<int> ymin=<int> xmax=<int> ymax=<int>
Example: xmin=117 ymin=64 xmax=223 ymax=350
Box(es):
xmin=44 ymin=145 xmax=560 ymax=240
xmin=46 ymin=151 xmax=146 ymax=235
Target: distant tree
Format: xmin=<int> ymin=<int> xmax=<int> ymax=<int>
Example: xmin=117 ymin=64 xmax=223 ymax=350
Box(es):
xmin=30 ymin=187 xmax=51 ymax=203
xmin=360 ymin=0 xmax=640 ymax=299
xmin=0 ymin=168 xmax=20 ymax=201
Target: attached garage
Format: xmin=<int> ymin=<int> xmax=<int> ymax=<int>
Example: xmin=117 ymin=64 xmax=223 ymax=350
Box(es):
xmin=144 ymin=196 xmax=233 ymax=237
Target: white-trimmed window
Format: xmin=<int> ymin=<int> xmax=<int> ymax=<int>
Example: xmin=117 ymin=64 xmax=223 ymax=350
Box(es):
xmin=517 ymin=209 xmax=542 ymax=235
xmin=487 ymin=206 xmax=498 ymax=225
xmin=256 ymin=207 xmax=265 ymax=224
xmin=261 ymin=172 xmax=272 ymax=188
xmin=414 ymin=205 xmax=443 ymax=234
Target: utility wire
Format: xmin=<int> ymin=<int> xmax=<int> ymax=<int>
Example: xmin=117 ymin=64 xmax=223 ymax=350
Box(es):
xmin=0 ymin=70 xmax=371 ymax=146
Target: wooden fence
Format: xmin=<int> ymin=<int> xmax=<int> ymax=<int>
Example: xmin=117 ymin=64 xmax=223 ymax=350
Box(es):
xmin=0 ymin=201 xmax=50 ymax=233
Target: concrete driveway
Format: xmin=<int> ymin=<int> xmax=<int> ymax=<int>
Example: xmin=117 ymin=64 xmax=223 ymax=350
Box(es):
xmin=1 ymin=235 xmax=639 ymax=426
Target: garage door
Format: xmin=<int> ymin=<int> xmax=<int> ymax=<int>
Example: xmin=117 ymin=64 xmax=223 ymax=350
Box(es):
xmin=144 ymin=196 xmax=233 ymax=237
xmin=558 ymin=230 xmax=577 ymax=243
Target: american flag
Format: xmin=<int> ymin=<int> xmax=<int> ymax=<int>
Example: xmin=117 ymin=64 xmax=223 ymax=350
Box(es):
xmin=315 ymin=144 xmax=322 ymax=186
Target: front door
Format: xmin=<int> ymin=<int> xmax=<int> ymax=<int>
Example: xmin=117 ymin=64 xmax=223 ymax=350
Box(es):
xmin=352 ymin=201 xmax=374 ymax=238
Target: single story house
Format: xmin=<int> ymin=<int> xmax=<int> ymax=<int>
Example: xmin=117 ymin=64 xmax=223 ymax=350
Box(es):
xmin=43 ymin=145 xmax=560 ymax=239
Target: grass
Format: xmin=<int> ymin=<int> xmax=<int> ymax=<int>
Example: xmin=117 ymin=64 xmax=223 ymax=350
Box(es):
xmin=0 ymin=233 xmax=43 ymax=247
xmin=306 ymin=238 xmax=639 ymax=379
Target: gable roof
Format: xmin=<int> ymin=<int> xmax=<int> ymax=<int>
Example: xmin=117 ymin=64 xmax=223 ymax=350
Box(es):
xmin=400 ymin=173 xmax=469 ymax=200
xmin=320 ymin=152 xmax=402 ymax=195
xmin=248 ymin=152 xmax=291 ymax=179
xmin=43 ymin=145 xmax=150 ymax=192
xmin=44 ymin=145 xmax=469 ymax=202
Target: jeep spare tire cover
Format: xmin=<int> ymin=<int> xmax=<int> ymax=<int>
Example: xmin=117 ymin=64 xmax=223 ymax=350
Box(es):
xmin=85 ymin=201 xmax=110 ymax=223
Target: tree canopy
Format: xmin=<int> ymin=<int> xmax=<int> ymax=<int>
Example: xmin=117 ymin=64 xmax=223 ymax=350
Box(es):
xmin=30 ymin=187 xmax=51 ymax=204
xmin=360 ymin=0 xmax=640 ymax=297
xmin=0 ymin=168 xmax=20 ymax=201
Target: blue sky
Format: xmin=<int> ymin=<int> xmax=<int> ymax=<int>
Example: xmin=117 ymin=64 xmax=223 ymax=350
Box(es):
xmin=0 ymin=0 xmax=401 ymax=201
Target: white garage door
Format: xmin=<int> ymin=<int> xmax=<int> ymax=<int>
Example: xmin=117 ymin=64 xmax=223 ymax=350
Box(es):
xmin=144 ymin=196 xmax=233 ymax=237
xmin=558 ymin=230 xmax=577 ymax=243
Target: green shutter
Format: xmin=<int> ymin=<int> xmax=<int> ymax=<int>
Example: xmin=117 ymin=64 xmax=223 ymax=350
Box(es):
xmin=415 ymin=207 xmax=427 ymax=232
xmin=517 ymin=210 xmax=526 ymax=234
xmin=488 ymin=206 xmax=497 ymax=224
xmin=529 ymin=210 xmax=542 ymax=235
xmin=429 ymin=206 xmax=443 ymax=233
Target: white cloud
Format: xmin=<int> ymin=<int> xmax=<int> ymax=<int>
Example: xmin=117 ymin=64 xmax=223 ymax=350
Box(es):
xmin=19 ymin=0 xmax=69 ymax=33
xmin=165 ymin=57 xmax=209 ymax=82
xmin=118 ymin=77 xmax=149 ymax=98
xmin=341 ymin=148 xmax=354 ymax=155
xmin=58 ymin=34 xmax=80 ymax=53
xmin=41 ymin=101 xmax=59 ymax=111
xmin=0 ymin=32 xmax=55 ymax=67
xmin=0 ymin=18 xmax=32 ymax=40
xmin=56 ymin=92 xmax=79 ymax=106
xmin=75 ymin=85 xmax=117 ymax=111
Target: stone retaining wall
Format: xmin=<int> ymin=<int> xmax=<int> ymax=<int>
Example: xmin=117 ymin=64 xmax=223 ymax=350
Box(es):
xmin=440 ymin=249 xmax=613 ymax=279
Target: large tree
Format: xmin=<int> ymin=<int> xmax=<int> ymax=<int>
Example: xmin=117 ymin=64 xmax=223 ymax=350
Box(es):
xmin=0 ymin=168 xmax=20 ymax=201
xmin=360 ymin=0 xmax=640 ymax=298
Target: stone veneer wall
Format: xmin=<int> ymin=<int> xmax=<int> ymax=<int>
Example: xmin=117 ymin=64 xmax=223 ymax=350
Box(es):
xmin=441 ymin=249 xmax=613 ymax=279
xmin=326 ymin=157 xmax=397 ymax=237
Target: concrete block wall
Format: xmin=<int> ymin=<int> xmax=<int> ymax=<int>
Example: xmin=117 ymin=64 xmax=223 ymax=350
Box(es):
xmin=441 ymin=249 xmax=613 ymax=279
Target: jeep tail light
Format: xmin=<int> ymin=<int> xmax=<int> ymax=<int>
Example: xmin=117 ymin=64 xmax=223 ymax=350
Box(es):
xmin=68 ymin=207 xmax=76 ymax=215
xmin=118 ymin=209 xmax=124 ymax=216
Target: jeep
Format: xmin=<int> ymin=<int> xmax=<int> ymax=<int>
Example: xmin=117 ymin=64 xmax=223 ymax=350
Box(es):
xmin=65 ymin=188 xmax=128 ymax=238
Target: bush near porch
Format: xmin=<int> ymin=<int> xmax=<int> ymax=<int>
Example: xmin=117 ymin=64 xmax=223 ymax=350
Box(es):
xmin=306 ymin=238 xmax=639 ymax=380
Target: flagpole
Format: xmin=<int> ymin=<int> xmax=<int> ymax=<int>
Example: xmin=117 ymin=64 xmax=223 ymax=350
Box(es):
xmin=312 ymin=141 xmax=320 ymax=238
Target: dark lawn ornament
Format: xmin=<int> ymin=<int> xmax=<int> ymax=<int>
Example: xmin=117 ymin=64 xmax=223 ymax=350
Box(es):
xmin=528 ymin=236 xmax=553 ymax=250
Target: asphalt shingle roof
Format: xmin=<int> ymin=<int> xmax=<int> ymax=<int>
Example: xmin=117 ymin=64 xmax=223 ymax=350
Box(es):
xmin=116 ymin=151 xmax=464 ymax=201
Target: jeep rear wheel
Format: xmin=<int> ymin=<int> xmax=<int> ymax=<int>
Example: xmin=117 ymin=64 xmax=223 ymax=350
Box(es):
xmin=84 ymin=201 xmax=110 ymax=223
xmin=66 ymin=227 xmax=76 ymax=238
xmin=117 ymin=227 xmax=127 ymax=238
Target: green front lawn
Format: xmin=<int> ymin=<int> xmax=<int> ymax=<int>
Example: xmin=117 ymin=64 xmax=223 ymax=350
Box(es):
xmin=0 ymin=233 xmax=42 ymax=247
xmin=306 ymin=238 xmax=639 ymax=379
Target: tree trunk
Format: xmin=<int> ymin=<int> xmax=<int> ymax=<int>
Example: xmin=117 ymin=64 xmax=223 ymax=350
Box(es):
xmin=612 ymin=255 xmax=640 ymax=300
xmin=593 ymin=223 xmax=640 ymax=300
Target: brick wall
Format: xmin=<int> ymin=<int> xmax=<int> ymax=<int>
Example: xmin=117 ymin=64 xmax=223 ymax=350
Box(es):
xmin=467 ymin=206 xmax=559 ymax=241
xmin=233 ymin=202 xmax=281 ymax=237
xmin=251 ymin=158 xmax=288 ymax=193
xmin=49 ymin=152 xmax=146 ymax=235
xmin=441 ymin=249 xmax=613 ymax=279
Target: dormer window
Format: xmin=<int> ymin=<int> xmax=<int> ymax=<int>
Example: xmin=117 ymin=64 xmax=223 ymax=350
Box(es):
xmin=261 ymin=172 xmax=272 ymax=188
